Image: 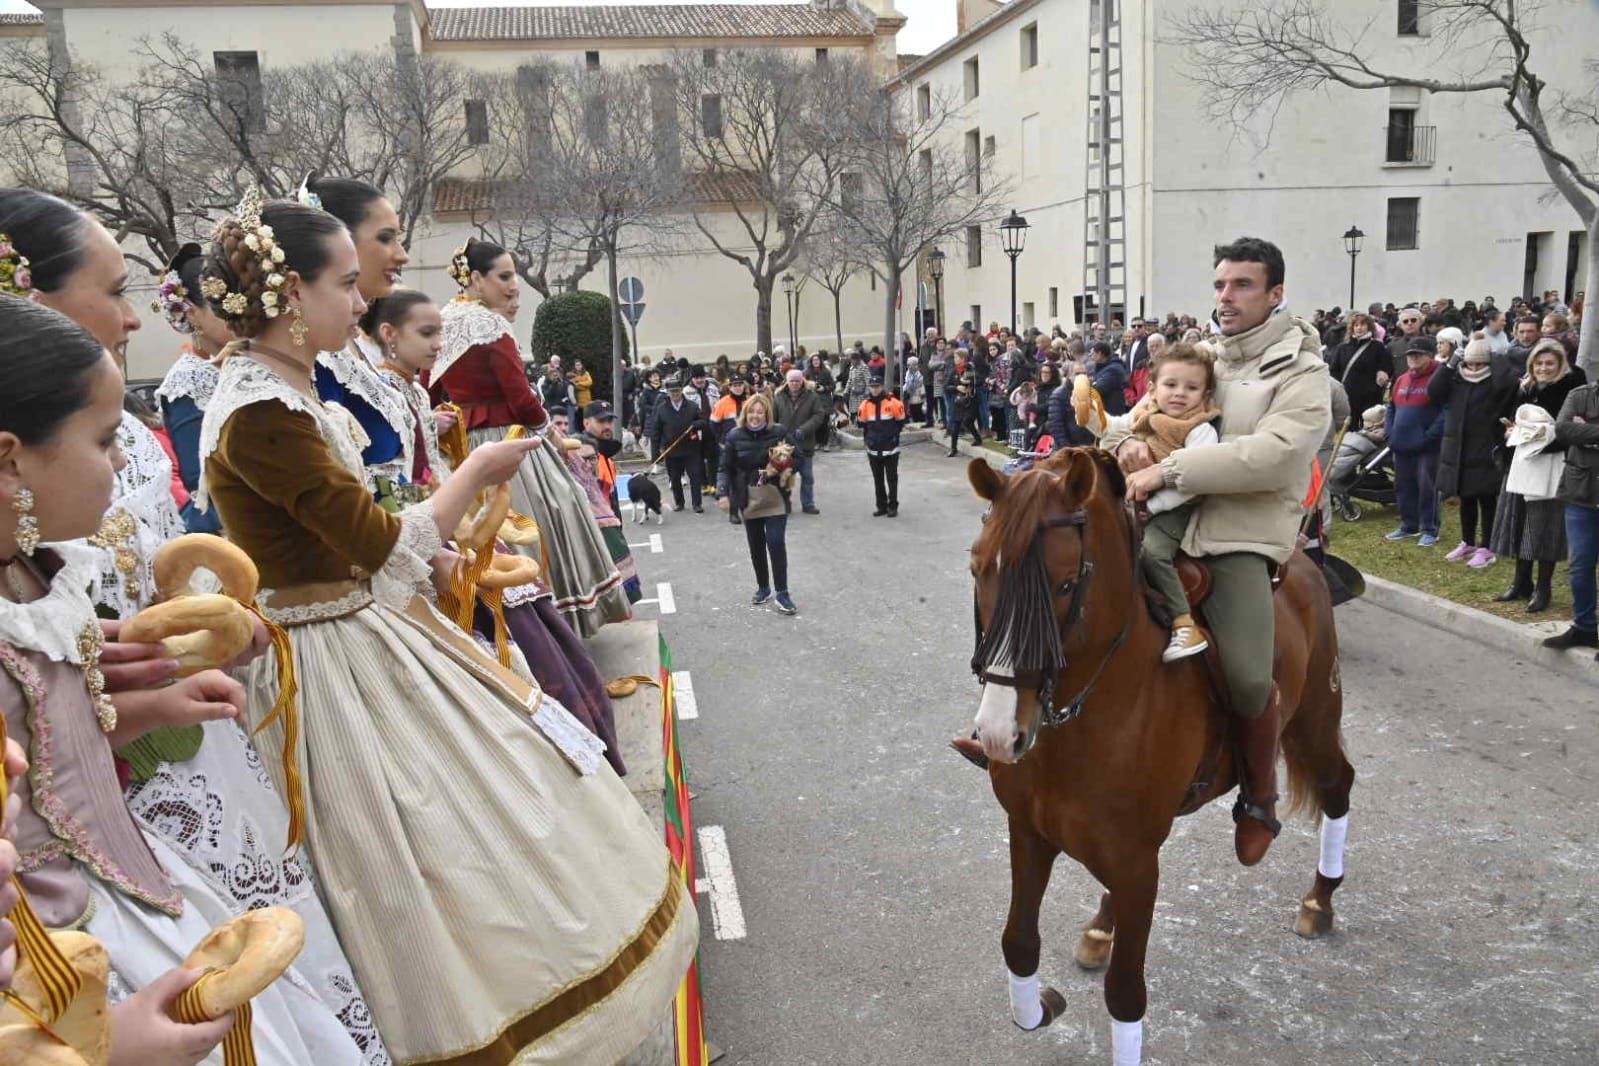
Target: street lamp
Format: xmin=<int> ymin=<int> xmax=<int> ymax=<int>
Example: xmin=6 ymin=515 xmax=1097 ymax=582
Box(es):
xmin=928 ymin=247 xmax=945 ymax=338
xmin=1000 ymin=209 xmax=1030 ymax=334
xmin=1342 ymin=224 xmax=1364 ymax=309
xmin=781 ymin=272 xmax=797 ymax=356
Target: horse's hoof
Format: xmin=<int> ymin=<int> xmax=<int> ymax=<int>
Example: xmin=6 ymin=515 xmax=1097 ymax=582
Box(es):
xmin=1073 ymin=927 xmax=1113 ymax=970
xmin=1013 ymin=987 xmax=1067 ymax=1032
xmin=1294 ymin=898 xmax=1335 ymax=939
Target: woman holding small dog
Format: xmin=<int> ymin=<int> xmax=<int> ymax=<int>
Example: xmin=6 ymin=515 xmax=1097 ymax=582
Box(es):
xmin=717 ymin=394 xmax=798 ymax=615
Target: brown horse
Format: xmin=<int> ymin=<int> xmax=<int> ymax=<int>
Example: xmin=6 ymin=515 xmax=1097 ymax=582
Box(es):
xmin=963 ymin=450 xmax=1354 ymax=1065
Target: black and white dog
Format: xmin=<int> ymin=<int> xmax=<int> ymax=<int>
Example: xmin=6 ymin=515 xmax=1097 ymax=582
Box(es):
xmin=627 ymin=471 xmax=665 ymax=524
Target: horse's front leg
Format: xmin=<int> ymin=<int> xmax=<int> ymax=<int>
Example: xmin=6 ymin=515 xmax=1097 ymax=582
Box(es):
xmin=1001 ymin=819 xmax=1066 ymax=1031
xmin=1103 ymin=855 xmax=1159 ymax=1065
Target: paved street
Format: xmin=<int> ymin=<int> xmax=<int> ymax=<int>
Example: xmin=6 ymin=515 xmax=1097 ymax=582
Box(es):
xmin=629 ymin=442 xmax=1599 ymax=1066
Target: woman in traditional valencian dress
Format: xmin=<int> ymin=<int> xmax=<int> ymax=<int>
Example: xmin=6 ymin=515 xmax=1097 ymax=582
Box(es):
xmin=197 ymin=196 xmax=696 ymax=1064
xmin=0 ymin=293 xmax=371 ymax=1065
xmin=153 ymin=243 xmax=231 ymax=535
xmin=433 ymin=238 xmax=630 ymax=637
xmin=0 ymin=187 xmax=390 ymax=1063
xmin=364 ymin=290 xmax=627 ymax=774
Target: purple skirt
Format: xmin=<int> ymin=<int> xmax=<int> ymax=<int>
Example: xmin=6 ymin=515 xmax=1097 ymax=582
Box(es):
xmin=475 ymin=596 xmax=626 ymax=776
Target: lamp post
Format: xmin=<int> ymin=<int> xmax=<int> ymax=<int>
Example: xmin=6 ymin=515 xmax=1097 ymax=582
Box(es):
xmin=928 ymin=247 xmax=945 ymax=337
xmin=1342 ymin=224 xmax=1364 ymax=309
xmin=1000 ymin=209 xmax=1030 ymax=334
xmin=781 ymin=272 xmax=797 ymax=356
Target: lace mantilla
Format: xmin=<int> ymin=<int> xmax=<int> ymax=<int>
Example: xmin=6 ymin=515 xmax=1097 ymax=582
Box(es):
xmin=319 ymin=346 xmax=413 ymax=453
xmin=153 ymin=350 xmax=219 ymax=411
xmin=0 ymin=543 xmax=104 ymax=663
xmin=437 ymin=298 xmax=515 ymax=382
xmin=377 ymin=369 xmax=451 ymax=486
xmin=197 ymin=355 xmax=369 ymax=510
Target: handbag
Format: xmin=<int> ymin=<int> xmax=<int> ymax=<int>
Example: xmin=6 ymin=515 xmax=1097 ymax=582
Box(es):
xmin=1504 ymin=404 xmax=1563 ymax=501
xmin=742 ymin=481 xmax=787 ymax=520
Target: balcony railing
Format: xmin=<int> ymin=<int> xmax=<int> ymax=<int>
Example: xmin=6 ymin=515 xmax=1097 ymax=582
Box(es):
xmin=1384 ymin=124 xmax=1436 ymax=165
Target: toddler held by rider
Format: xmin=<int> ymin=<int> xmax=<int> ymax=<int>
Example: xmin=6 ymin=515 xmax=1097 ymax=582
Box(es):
xmin=1073 ymin=342 xmax=1222 ymax=662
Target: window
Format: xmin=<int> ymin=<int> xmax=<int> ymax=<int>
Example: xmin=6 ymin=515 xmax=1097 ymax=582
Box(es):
xmin=1048 ymin=286 xmax=1059 ymax=318
xmin=701 ymin=93 xmax=723 ymax=138
xmin=966 ymin=224 xmax=982 ymax=268
xmin=1384 ymin=108 xmax=1434 ymax=164
xmin=649 ymin=72 xmax=680 ymax=171
xmin=1386 ymin=196 xmax=1420 ymax=250
xmin=517 ymin=66 xmax=553 ymax=156
xmin=464 ymin=99 xmax=488 ymax=145
xmin=584 ymin=93 xmax=607 ymax=144
xmin=1021 ymin=113 xmax=1040 ymax=177
xmin=963 ymin=57 xmax=980 ymax=101
xmin=970 ymin=305 xmax=981 ymax=330
xmin=1021 ymin=23 xmax=1038 ymax=69
xmin=964 ymin=129 xmax=982 ymax=193
xmin=585 ymin=50 xmax=601 ymax=69
xmin=702 ymin=48 xmax=717 ymax=68
xmin=918 ymin=148 xmax=933 ymax=185
xmin=1397 ymin=0 xmax=1420 ymax=35
xmin=815 ymin=48 xmax=829 ymax=64
xmin=983 ymin=135 xmax=996 ymax=157
xmin=1022 ymin=302 xmax=1035 ymax=330
xmin=916 ymin=83 xmax=931 ymax=121
xmin=840 ymin=171 xmax=862 ymax=213
xmin=213 ymin=51 xmax=264 ymax=133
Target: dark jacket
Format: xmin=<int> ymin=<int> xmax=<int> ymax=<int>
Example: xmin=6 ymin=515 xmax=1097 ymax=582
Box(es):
xmin=1503 ymin=342 xmax=1535 ymax=378
xmin=1554 ymin=384 xmax=1599 ymax=507
xmin=539 ymin=373 xmax=575 ymax=415
xmin=635 ymin=384 xmax=662 ymax=431
xmin=1045 ymin=383 xmax=1096 ymax=450
xmin=773 ymin=385 xmax=827 ymax=455
xmin=717 ymin=422 xmax=792 ymax=515
xmin=647 ymin=396 xmax=708 ymax=451
xmin=1385 ymin=360 xmax=1445 ymax=454
xmin=1090 ymin=356 xmax=1130 ymax=416
xmin=1329 ymin=336 xmax=1388 ymax=426
xmin=1388 ymin=332 xmax=1421 ymax=378
xmin=1429 ymin=359 xmax=1518 ymax=499
xmin=857 ymin=392 xmax=907 ymax=454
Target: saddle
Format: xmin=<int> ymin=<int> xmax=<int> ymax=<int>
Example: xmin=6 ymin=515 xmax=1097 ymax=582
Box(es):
xmin=1174 ymin=554 xmax=1283 ymax=610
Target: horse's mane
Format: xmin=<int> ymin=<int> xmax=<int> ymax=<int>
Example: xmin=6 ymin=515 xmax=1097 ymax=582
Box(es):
xmin=972 ymin=448 xmax=1125 ymax=572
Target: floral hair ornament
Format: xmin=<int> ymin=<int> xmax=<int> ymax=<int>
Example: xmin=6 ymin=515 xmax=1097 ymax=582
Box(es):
xmin=446 ymin=238 xmax=474 ymax=290
xmin=294 ymin=172 xmax=322 ymax=211
xmin=152 ymin=242 xmax=203 ymax=334
xmin=205 ymin=186 xmax=291 ymax=319
xmin=0 ymin=233 xmax=32 ymax=297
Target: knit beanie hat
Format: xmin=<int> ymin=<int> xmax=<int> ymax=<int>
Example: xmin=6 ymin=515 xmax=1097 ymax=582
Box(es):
xmin=1361 ymin=405 xmax=1385 ymax=429
xmin=1462 ymin=333 xmax=1493 ymax=364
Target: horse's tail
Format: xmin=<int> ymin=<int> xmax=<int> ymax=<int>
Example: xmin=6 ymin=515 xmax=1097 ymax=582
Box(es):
xmin=1280 ymin=730 xmax=1326 ymax=823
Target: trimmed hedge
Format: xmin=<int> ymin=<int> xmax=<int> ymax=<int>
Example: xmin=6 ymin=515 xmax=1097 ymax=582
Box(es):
xmin=529 ymin=290 xmax=628 ymax=409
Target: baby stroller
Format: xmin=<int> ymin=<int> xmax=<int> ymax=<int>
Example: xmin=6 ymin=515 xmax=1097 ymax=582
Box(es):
xmin=1329 ymin=444 xmax=1396 ymax=522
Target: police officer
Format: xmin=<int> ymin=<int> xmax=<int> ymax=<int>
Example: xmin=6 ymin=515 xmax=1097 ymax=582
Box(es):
xmin=857 ymin=366 xmax=907 ymax=516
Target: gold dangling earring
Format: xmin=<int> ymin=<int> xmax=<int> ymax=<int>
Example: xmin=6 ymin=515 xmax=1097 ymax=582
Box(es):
xmin=12 ymin=488 xmax=39 ymax=557
xmin=290 ymin=308 xmax=308 ymax=348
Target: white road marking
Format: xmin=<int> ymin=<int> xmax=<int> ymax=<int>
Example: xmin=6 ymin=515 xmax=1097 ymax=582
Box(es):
xmin=673 ymin=670 xmax=698 ymax=720
xmin=696 ymin=826 xmax=746 ymax=940
xmin=627 ymin=533 xmax=665 ymax=553
xmin=657 ymin=582 xmax=677 ymax=614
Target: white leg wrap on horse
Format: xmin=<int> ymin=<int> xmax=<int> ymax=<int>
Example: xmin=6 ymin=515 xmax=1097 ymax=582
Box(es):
xmin=1111 ymin=1018 xmax=1143 ymax=1066
xmin=1319 ymin=813 xmax=1349 ymax=879
xmin=1007 ymin=969 xmax=1043 ymax=1029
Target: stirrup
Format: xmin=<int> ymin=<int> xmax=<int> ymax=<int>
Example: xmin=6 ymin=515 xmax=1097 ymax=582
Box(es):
xmin=1231 ymin=795 xmax=1282 ymax=837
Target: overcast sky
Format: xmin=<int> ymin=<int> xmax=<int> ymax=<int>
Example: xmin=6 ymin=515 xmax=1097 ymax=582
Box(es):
xmin=0 ymin=0 xmax=959 ymax=54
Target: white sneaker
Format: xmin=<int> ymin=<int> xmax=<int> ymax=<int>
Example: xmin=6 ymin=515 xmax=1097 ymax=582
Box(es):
xmin=1162 ymin=625 xmax=1209 ymax=663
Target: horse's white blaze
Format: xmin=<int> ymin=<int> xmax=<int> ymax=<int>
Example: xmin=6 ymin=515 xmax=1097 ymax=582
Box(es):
xmin=1111 ymin=1018 xmax=1143 ymax=1066
xmin=974 ymin=663 xmax=1020 ymax=762
xmin=1319 ymin=813 xmax=1349 ymax=880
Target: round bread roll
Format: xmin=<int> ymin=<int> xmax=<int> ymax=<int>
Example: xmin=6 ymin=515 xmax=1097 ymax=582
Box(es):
xmin=179 ymin=907 xmax=305 ymax=1020
xmin=121 ymin=593 xmax=256 ymax=676
xmin=0 ymin=931 xmax=111 ymax=1066
xmin=606 ymin=677 xmax=640 ymax=699
xmin=475 ymin=553 xmax=540 ymax=590
xmin=151 ymin=534 xmax=259 ymax=602
xmin=454 ymin=483 xmax=512 ymax=552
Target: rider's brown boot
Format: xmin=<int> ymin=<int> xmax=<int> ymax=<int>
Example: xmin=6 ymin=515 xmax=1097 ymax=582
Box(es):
xmin=1232 ymin=685 xmax=1283 ymax=867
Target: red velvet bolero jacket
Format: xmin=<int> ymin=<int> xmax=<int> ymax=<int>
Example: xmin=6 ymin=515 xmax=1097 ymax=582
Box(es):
xmin=428 ymin=334 xmax=548 ymax=431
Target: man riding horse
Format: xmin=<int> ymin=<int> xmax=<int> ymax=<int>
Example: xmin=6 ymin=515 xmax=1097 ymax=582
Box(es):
xmin=958 ymin=236 xmax=1330 ymax=867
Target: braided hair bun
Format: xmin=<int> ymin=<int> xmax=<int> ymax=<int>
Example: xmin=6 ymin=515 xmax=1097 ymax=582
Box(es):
xmin=201 ymin=198 xmax=347 ymax=340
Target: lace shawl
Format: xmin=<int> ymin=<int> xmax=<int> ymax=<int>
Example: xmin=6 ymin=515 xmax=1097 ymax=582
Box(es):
xmin=0 ymin=543 xmax=104 ymax=663
xmin=437 ymin=298 xmax=515 ymax=383
xmin=88 ymin=413 xmax=188 ymax=617
xmin=318 ymin=345 xmax=414 ymax=458
xmin=153 ymin=350 xmax=219 ymax=411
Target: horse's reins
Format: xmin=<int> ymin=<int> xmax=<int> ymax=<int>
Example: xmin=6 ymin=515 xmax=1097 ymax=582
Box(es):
xmin=971 ymin=498 xmax=1141 ymax=731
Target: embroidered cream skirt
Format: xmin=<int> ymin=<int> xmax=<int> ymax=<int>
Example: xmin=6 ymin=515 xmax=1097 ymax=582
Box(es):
xmin=468 ymin=425 xmax=630 ymax=638
xmin=244 ymin=586 xmax=697 ymax=1065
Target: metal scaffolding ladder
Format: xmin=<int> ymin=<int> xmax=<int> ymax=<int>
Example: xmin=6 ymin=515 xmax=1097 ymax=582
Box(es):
xmin=1083 ymin=0 xmax=1126 ymax=326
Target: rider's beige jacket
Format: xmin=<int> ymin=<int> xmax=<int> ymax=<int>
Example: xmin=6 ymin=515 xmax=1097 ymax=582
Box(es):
xmin=1103 ymin=313 xmax=1330 ymax=564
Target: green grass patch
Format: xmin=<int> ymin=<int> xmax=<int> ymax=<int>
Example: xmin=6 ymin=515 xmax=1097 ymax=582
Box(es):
xmin=1329 ymin=499 xmax=1571 ymax=621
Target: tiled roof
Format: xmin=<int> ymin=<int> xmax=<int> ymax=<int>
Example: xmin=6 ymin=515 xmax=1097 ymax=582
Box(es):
xmin=0 ymin=12 xmax=44 ymax=25
xmin=432 ymin=170 xmax=759 ymax=213
xmin=428 ymin=4 xmax=874 ymax=42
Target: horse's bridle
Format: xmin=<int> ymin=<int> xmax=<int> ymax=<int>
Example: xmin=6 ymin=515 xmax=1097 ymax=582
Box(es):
xmin=972 ymin=502 xmax=1138 ymax=731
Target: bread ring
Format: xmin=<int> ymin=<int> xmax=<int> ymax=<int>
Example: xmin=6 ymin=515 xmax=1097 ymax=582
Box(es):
xmin=151 ymin=534 xmax=259 ymax=602
xmin=497 ymin=512 xmax=541 ymax=548
xmin=0 ymin=931 xmax=111 ymax=1066
xmin=475 ymin=553 xmax=541 ymax=590
xmin=454 ymin=483 xmax=512 ymax=552
xmin=121 ymin=593 xmax=256 ymax=676
xmin=1071 ymin=373 xmax=1108 ymax=438
xmin=179 ymin=907 xmax=305 ymax=1020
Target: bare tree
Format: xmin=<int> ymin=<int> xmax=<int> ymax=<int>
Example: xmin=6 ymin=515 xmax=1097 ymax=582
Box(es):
xmin=832 ymin=84 xmax=1012 ymax=386
xmin=668 ymin=48 xmax=870 ymax=355
xmin=545 ymin=64 xmax=687 ymax=409
xmin=800 ymin=210 xmax=867 ymax=356
xmin=1176 ymin=0 xmax=1599 ymax=371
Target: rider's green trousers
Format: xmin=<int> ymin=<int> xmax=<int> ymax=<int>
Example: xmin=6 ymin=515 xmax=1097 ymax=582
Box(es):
xmin=1198 ymin=552 xmax=1276 ymax=719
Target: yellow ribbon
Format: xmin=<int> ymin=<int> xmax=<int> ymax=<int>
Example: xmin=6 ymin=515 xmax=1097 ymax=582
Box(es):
xmin=437 ymin=402 xmax=470 ymax=469
xmin=174 ymin=969 xmax=257 ymax=1066
xmin=243 ymin=604 xmax=304 ymax=852
xmin=436 ymin=548 xmax=514 ymax=668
